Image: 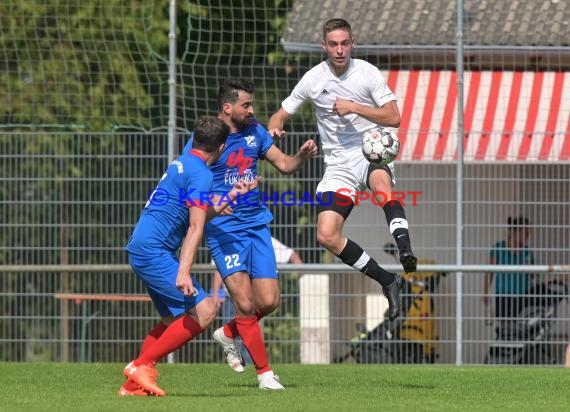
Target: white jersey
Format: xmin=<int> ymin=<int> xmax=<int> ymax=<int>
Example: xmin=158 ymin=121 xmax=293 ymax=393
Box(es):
xmin=271 ymin=237 xmax=295 ymax=264
xmin=282 ymin=58 xmax=397 ymax=167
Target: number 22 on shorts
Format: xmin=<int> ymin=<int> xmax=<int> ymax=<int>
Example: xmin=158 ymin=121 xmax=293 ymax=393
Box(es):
xmin=224 ymin=254 xmax=241 ymax=269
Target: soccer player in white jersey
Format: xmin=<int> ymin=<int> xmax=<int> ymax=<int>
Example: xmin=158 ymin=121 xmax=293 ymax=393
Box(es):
xmin=268 ymin=18 xmax=417 ymax=320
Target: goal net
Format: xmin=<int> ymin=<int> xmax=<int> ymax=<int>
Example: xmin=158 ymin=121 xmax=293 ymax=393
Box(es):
xmin=0 ymin=0 xmax=300 ymax=133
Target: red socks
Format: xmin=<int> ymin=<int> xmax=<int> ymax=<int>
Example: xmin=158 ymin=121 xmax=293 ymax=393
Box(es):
xmin=223 ymin=321 xmax=239 ymax=339
xmin=223 ymin=310 xmax=264 ymax=339
xmin=140 ymin=322 xmax=168 ymax=355
xmin=134 ymin=315 xmax=204 ymax=366
xmin=234 ymin=315 xmax=270 ymax=374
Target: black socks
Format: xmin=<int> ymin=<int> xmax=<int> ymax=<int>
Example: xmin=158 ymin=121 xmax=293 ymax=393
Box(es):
xmin=383 ymin=200 xmax=412 ymax=253
xmin=337 ymin=238 xmax=395 ymax=287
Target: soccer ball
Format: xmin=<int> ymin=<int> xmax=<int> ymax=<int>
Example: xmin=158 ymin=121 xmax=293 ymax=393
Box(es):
xmin=361 ymin=128 xmax=400 ymax=165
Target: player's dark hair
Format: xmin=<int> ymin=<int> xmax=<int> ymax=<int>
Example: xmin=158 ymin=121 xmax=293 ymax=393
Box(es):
xmin=191 ymin=116 xmax=229 ymax=152
xmin=322 ymin=18 xmax=352 ymax=40
xmin=216 ymin=78 xmax=255 ymax=112
xmin=507 ymin=216 xmax=530 ymax=230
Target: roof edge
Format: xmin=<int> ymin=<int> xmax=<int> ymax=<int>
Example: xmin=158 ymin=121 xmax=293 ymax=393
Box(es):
xmin=281 ymin=41 xmax=570 ymax=57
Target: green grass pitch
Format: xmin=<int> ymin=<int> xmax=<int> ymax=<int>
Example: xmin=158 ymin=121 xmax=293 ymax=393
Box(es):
xmin=0 ymin=363 xmax=568 ymax=411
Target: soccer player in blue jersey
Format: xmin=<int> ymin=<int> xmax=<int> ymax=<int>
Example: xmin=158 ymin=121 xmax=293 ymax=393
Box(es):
xmin=119 ymin=116 xmax=260 ymax=397
xmin=183 ymin=78 xmax=317 ymax=390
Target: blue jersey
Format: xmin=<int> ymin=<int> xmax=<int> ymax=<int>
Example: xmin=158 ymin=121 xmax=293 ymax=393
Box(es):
xmin=182 ymin=120 xmax=274 ymax=236
xmin=126 ymin=150 xmax=213 ymax=256
xmin=490 ymin=240 xmax=535 ymax=294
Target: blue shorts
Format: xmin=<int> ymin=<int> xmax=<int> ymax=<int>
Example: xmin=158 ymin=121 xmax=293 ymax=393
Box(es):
xmin=128 ymin=252 xmax=208 ymax=318
xmin=207 ymin=225 xmax=278 ymax=281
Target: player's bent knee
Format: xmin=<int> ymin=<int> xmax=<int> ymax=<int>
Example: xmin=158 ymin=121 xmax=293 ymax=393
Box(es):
xmin=194 ymin=297 xmax=217 ymax=328
xmin=257 ymin=299 xmax=279 ymax=316
xmin=233 ymin=298 xmax=256 ymax=316
xmin=316 ymin=231 xmax=334 ymax=248
xmin=257 ymin=289 xmax=280 ymax=314
xmin=316 ymin=231 xmax=342 ymax=253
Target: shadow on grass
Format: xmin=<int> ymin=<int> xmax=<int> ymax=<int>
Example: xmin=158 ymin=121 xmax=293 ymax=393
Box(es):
xmin=395 ymin=382 xmax=437 ymax=390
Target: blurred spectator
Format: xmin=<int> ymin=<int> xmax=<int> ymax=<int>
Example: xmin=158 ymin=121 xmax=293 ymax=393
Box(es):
xmin=483 ymin=216 xmax=535 ymax=321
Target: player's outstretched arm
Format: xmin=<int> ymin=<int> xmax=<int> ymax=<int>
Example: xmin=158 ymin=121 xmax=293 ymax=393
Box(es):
xmin=267 ymin=108 xmax=292 ymax=140
xmin=264 ymin=139 xmax=318 ymax=175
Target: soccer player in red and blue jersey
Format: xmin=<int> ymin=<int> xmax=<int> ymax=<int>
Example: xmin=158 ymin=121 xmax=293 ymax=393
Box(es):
xmin=120 ymin=116 xmax=259 ymax=397
xmin=183 ymin=78 xmax=317 ymax=390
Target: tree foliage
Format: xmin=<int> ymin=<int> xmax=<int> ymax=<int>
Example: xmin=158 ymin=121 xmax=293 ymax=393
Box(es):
xmin=0 ymin=0 xmax=168 ymax=131
xmin=0 ymin=1 xmax=321 ymax=361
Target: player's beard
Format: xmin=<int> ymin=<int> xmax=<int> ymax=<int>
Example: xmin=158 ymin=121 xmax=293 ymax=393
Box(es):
xmin=231 ymin=114 xmax=253 ymax=130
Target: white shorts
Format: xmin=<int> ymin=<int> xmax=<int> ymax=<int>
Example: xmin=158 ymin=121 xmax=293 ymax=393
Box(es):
xmin=316 ymin=149 xmax=396 ymax=201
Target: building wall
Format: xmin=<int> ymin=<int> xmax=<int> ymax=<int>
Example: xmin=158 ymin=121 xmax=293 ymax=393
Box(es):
xmin=341 ymin=162 xmax=570 ymax=364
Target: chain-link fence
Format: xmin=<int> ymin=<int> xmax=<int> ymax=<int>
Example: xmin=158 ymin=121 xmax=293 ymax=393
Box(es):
xmin=1 ymin=133 xmax=568 ymax=365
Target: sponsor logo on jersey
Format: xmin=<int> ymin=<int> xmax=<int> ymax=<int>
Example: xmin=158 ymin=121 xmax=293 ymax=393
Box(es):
xmin=244 ymin=135 xmax=257 ymax=147
xmin=320 ymin=88 xmax=329 ymax=94
xmin=224 ymin=147 xmax=256 ymax=185
xmin=171 ymin=160 xmax=184 ymax=174
xmin=226 ymin=147 xmax=254 ymax=174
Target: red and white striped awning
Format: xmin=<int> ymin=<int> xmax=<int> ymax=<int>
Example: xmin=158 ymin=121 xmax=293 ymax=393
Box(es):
xmin=387 ymin=70 xmax=570 ymax=162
